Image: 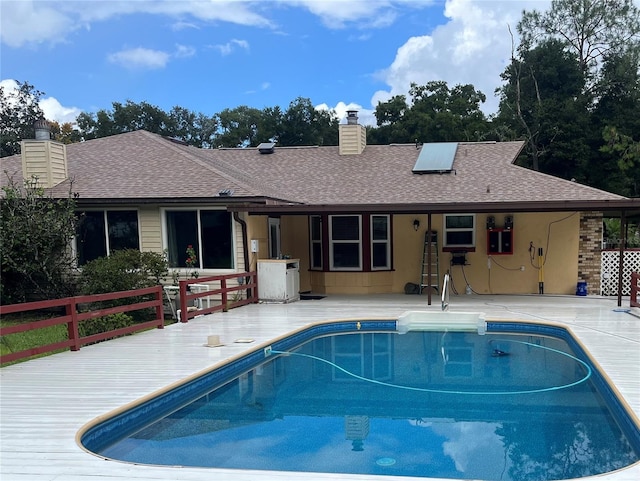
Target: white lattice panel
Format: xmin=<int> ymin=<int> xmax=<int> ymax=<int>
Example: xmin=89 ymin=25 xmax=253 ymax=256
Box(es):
xmin=601 ymin=250 xmax=640 ymax=295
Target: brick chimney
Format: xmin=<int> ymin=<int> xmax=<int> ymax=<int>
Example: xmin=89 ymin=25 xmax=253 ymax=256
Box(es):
xmin=339 ymin=110 xmax=366 ymax=155
xmin=21 ymin=119 xmax=68 ymax=188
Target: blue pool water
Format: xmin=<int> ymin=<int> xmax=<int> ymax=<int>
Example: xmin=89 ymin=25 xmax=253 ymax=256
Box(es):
xmin=81 ymin=320 xmax=640 ymax=480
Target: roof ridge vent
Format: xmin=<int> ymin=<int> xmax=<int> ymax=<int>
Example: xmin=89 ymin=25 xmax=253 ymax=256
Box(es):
xmin=257 ymin=142 xmax=275 ymax=154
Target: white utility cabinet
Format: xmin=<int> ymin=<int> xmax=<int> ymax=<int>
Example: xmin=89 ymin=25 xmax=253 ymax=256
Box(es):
xmin=257 ymin=259 xmax=300 ymax=303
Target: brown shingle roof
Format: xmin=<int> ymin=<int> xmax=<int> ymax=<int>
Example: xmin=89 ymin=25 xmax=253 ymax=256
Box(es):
xmin=1 ymin=130 xmax=628 ymax=209
xmin=193 ymin=140 xmax=625 ymax=205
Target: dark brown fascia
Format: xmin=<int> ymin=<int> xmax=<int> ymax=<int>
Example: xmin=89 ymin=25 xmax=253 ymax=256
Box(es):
xmin=228 ymin=199 xmax=640 ymax=218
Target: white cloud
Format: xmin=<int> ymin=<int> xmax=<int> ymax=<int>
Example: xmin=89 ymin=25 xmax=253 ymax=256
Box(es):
xmin=245 ymin=82 xmax=271 ymax=95
xmin=0 ymin=1 xmax=273 ymax=48
xmin=174 ymin=44 xmax=196 ymax=58
xmin=289 ymin=0 xmax=431 ymax=29
xmin=212 ymin=39 xmax=249 ymax=56
xmin=0 ymin=0 xmax=75 ymax=47
xmin=39 ymin=97 xmax=83 ymax=124
xmin=1 ymin=79 xmax=81 ymax=124
xmin=170 ymin=21 xmax=199 ymax=31
xmin=370 ymin=0 xmax=551 ymax=116
xmin=107 ymin=47 xmax=171 ymax=70
xmin=316 ymin=101 xmax=376 ymax=127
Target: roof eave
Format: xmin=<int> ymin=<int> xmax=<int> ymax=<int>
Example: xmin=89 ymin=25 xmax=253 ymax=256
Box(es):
xmin=229 ymin=199 xmax=640 ymax=217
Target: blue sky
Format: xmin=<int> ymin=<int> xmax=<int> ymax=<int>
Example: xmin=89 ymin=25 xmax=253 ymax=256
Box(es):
xmin=1 ymin=1 xmax=554 ymax=126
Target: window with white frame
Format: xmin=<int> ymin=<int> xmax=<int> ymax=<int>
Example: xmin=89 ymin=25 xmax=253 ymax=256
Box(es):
xmin=443 ymin=214 xmax=475 ymax=248
xmin=310 ymin=215 xmax=322 ymax=269
xmin=371 ymin=215 xmax=390 ymax=270
xmin=76 ymin=210 xmax=139 ymax=265
xmin=165 ymin=209 xmax=233 ymax=269
xmin=329 ymin=215 xmax=361 ymax=270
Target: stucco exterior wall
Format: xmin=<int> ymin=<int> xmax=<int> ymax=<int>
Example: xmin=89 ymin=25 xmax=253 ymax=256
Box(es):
xmin=447 ymin=212 xmax=580 ymax=295
xmin=240 ymin=211 xmax=586 ymax=296
xmin=268 ymin=212 xmax=582 ymax=296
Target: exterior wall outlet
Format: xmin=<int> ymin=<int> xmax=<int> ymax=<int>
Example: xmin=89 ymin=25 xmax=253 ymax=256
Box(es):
xmin=251 ymin=239 xmax=259 ymax=253
xmin=520 ymin=265 xmax=525 ymax=271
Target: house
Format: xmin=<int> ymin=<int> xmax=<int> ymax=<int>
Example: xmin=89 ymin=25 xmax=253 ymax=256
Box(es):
xmin=2 ymin=114 xmax=639 ymax=299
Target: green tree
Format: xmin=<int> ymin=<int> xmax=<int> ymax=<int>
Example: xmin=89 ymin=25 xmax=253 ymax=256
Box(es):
xmin=214 ymin=105 xmax=263 ymax=148
xmin=49 ymin=121 xmax=82 ymax=144
xmin=277 ymin=97 xmax=338 ymax=146
xmin=369 ymin=81 xmax=490 ymax=145
xmin=600 ymin=126 xmax=640 ymax=196
xmin=518 ymin=0 xmax=640 ymax=95
xmin=0 ymin=81 xmax=45 ymax=157
xmin=167 ymin=106 xmax=218 ymax=148
xmin=496 ymin=39 xmax=588 ymax=175
xmin=0 ymin=175 xmax=79 ymax=304
xmin=76 ymin=100 xmax=171 ymax=139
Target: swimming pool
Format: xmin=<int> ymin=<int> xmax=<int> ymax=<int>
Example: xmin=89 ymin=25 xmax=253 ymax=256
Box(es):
xmin=79 ymin=313 xmax=640 ymax=480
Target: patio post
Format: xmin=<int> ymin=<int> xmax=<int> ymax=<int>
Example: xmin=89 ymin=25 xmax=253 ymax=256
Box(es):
xmin=427 ymin=213 xmax=432 ymax=306
xmin=617 ymin=211 xmax=626 ymax=307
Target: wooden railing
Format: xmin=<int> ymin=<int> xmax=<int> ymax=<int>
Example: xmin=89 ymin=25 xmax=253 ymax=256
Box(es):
xmin=0 ymin=286 xmax=164 ymax=364
xmin=632 ymin=272 xmax=640 ymax=308
xmin=176 ymin=271 xmax=258 ymax=323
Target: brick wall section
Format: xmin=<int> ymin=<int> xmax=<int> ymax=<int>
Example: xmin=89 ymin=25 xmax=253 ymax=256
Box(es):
xmin=578 ymin=211 xmax=603 ymax=295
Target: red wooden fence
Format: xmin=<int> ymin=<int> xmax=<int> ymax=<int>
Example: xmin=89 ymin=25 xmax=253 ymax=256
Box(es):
xmin=0 ymin=271 xmax=259 ymax=363
xmin=0 ymin=286 xmax=164 ymax=364
xmin=176 ymin=271 xmax=258 ymax=323
xmin=632 ymin=272 xmax=640 ymax=308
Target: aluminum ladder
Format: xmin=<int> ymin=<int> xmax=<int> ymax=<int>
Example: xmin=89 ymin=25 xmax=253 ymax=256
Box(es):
xmin=419 ymin=230 xmax=439 ymax=294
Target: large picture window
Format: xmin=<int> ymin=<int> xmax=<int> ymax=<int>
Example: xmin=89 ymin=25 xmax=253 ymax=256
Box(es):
xmin=444 ymin=214 xmax=475 ymax=248
xmin=76 ymin=210 xmax=139 ymax=265
xmin=165 ymin=209 xmax=233 ymax=269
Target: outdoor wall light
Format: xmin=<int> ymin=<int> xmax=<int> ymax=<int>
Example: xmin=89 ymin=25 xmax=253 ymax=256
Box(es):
xmin=413 ymin=219 xmax=420 ymax=231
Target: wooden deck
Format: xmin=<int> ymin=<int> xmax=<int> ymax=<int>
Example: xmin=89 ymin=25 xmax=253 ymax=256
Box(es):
xmin=1 ymin=294 xmax=639 ymax=481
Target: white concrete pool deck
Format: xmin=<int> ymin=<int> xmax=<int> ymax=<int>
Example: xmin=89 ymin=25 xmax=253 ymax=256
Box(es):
xmin=1 ymin=293 xmax=639 ymax=481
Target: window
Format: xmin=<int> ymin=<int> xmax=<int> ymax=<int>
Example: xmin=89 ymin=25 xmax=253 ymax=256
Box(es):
xmin=371 ymin=215 xmax=390 ymax=270
xmin=329 ymin=215 xmax=361 ymax=270
xmin=311 ymin=214 xmax=392 ymax=271
xmin=310 ymin=215 xmax=322 ymax=269
xmin=76 ymin=210 xmax=139 ymax=265
xmin=165 ymin=209 xmax=233 ymax=269
xmin=444 ymin=214 xmax=475 ymax=249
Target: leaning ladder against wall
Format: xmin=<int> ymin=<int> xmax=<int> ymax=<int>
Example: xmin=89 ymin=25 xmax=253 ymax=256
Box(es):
xmin=420 ymin=230 xmax=439 ymax=294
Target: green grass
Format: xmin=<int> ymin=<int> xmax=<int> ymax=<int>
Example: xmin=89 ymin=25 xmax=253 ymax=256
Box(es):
xmin=1 ymin=310 xmax=175 ymax=367
xmin=1 ymin=314 xmax=69 ymax=366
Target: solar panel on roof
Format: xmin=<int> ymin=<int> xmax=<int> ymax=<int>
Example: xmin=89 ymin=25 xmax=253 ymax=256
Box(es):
xmin=412 ymin=142 xmax=458 ymax=174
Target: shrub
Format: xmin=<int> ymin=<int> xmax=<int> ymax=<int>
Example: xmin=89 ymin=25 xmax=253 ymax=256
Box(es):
xmin=79 ymin=249 xmax=168 ymax=294
xmin=79 ymin=249 xmax=168 ymax=323
xmin=78 ymin=312 xmax=134 ymax=343
xmin=1 ymin=175 xmax=79 ymax=304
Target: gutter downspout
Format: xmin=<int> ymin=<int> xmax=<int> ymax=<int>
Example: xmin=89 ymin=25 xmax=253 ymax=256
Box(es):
xmin=233 ymin=211 xmax=252 ymax=298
